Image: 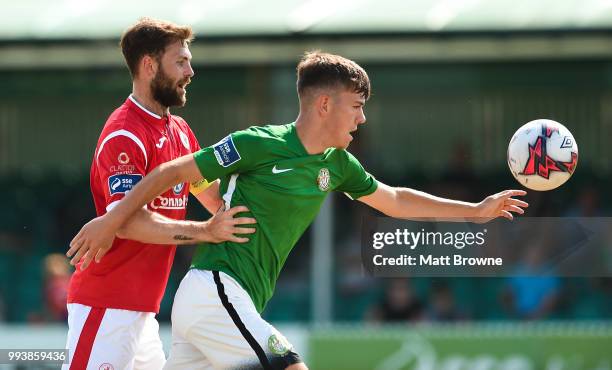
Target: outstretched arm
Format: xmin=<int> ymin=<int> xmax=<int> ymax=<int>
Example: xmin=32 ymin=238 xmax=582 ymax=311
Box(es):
xmin=358 ymin=182 xmax=528 ymax=221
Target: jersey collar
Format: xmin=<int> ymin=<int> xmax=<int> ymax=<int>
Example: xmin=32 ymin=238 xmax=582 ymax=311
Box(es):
xmin=127 ymin=95 xmax=169 ymax=124
xmin=289 ymin=122 xmax=309 ymax=157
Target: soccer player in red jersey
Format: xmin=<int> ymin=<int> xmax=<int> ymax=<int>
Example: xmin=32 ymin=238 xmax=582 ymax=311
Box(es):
xmin=63 ymin=19 xmax=255 ymax=370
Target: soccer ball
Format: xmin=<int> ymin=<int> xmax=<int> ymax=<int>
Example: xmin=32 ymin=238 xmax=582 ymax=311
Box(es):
xmin=507 ymin=119 xmax=578 ymax=191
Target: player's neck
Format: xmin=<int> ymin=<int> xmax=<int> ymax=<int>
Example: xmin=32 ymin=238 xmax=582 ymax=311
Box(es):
xmin=131 ymin=83 xmax=169 ymax=117
xmin=295 ymin=115 xmax=330 ymax=155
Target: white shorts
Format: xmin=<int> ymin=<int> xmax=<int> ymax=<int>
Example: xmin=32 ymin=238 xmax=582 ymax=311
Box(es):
xmin=62 ymin=303 xmax=165 ymax=370
xmin=164 ymin=269 xmax=302 ymax=370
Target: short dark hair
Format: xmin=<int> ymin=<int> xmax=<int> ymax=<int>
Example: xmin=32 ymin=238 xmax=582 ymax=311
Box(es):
xmin=296 ymin=51 xmax=370 ymax=100
xmin=120 ymin=18 xmax=194 ymax=78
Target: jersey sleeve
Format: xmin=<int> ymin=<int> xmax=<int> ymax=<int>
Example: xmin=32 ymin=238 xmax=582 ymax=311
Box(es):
xmin=192 ymin=128 xmax=262 ymax=182
xmin=336 ymin=150 xmax=378 ymax=200
xmin=95 ymin=133 xmax=148 ymax=212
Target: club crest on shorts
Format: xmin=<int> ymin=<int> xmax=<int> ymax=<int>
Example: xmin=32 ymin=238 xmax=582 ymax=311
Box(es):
xmin=317 ymin=168 xmax=330 ymax=191
xmin=98 ymin=363 xmax=114 ymax=370
xmin=268 ymin=333 xmax=292 ymax=355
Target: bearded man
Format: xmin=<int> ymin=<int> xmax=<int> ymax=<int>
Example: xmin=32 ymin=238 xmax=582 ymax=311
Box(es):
xmin=63 ymin=18 xmax=255 ymax=370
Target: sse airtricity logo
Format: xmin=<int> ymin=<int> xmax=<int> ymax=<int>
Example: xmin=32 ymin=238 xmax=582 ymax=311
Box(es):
xmin=108 ymin=174 xmax=143 ymax=195
xmin=212 ymin=135 xmax=241 ymax=167
xmin=110 ymin=178 xmax=121 ymax=191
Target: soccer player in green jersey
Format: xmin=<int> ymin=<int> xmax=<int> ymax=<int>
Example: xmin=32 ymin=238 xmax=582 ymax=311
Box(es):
xmin=71 ymin=51 xmax=528 ymax=370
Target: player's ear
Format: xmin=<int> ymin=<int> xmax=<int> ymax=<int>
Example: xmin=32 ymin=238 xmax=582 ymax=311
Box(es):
xmin=141 ymin=55 xmax=158 ymax=79
xmin=316 ymin=94 xmax=331 ymax=117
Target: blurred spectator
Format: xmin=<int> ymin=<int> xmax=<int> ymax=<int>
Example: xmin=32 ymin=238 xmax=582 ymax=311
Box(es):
xmin=426 ymin=280 xmax=466 ymax=322
xmin=337 ymin=232 xmax=375 ymax=297
xmin=42 ymin=253 xmax=71 ymax=321
xmin=565 ymin=186 xmax=603 ymax=217
xmin=367 ymin=279 xmax=425 ymax=322
xmin=443 ymin=141 xmax=475 ymax=183
xmin=432 ymin=140 xmax=478 ymax=202
xmin=335 ymin=233 xmax=379 ymax=321
xmin=501 ymin=247 xmax=561 ymax=320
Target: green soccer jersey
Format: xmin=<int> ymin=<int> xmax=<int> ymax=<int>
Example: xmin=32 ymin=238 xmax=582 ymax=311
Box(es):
xmin=192 ymin=123 xmax=378 ymax=312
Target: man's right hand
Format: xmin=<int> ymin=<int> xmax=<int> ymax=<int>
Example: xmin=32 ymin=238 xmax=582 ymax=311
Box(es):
xmin=67 ymin=215 xmax=119 ymax=270
xmin=200 ymin=205 xmax=256 ymax=243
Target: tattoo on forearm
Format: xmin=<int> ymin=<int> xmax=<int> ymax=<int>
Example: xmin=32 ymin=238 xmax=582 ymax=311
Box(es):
xmin=173 ymin=235 xmax=194 ymax=241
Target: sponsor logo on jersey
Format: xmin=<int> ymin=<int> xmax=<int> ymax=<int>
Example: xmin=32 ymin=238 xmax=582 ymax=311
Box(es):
xmin=179 ymin=131 xmax=191 ymax=150
xmin=108 ymin=174 xmax=143 ymax=195
xmin=156 ymin=137 xmax=167 ymax=149
xmin=212 ymin=135 xmax=241 ymax=167
xmin=118 ymin=152 xmax=130 ymax=164
xmin=317 ymin=168 xmax=330 ymax=191
xmin=173 ymin=182 xmax=185 ymax=195
xmin=150 ymin=195 xmax=189 ymax=210
xmin=109 ymin=164 xmax=136 ymax=173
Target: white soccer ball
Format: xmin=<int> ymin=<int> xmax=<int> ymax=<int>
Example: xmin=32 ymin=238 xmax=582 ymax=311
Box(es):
xmin=507 ymin=119 xmax=578 ymax=191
